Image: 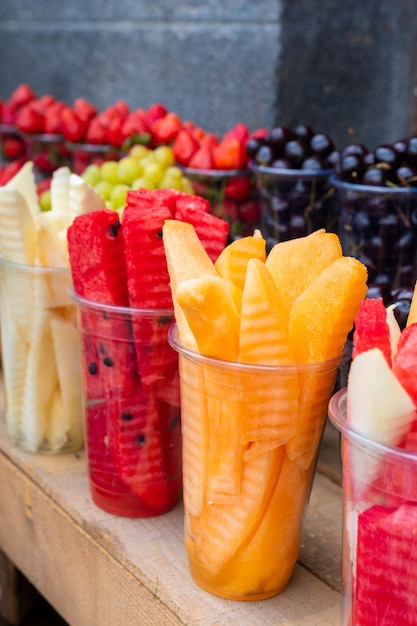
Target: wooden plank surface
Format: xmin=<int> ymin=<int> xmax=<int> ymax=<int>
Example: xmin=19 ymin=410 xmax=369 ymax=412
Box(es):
xmin=0 ymin=409 xmax=343 ymax=626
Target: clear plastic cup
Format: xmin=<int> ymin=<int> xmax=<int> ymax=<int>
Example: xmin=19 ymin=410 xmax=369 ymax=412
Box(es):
xmin=72 ymin=292 xmax=182 ymax=518
xmin=249 ymin=163 xmax=337 ymax=252
xmin=328 ymin=388 xmax=417 ymax=625
xmin=169 ymin=325 xmax=343 ymax=601
xmin=0 ymin=259 xmax=84 ymax=454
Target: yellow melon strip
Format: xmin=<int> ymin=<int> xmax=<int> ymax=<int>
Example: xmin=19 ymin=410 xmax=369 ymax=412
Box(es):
xmin=162 ymin=220 xmax=218 ymax=349
xmin=178 ymin=355 xmax=210 ymax=518
xmin=176 ymin=276 xmax=240 ymax=361
xmin=288 ymin=256 xmax=367 ymax=364
xmin=265 ymin=231 xmax=342 ymax=325
xmin=407 ymin=280 xmax=417 ymax=326
xmin=216 ymin=451 xmax=307 ymax=599
xmin=214 ymin=230 xmax=266 ymax=291
xmin=191 ymin=444 xmax=283 ymax=575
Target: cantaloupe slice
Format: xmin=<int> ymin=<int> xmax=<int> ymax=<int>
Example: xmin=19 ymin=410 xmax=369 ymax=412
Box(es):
xmin=162 ymin=219 xmax=218 ymax=349
xmin=288 ymin=256 xmax=368 ymax=364
xmin=214 ymin=229 xmax=266 ymax=291
xmin=407 ymin=280 xmax=417 ymax=326
xmin=265 ymin=230 xmax=342 ymax=324
xmin=176 ymin=276 xmax=240 ymax=361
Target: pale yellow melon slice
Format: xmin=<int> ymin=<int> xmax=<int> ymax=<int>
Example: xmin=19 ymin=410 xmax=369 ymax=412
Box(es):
xmin=6 ymin=160 xmax=40 ymax=220
xmin=50 ymin=166 xmax=71 ymax=229
xmin=20 ymin=311 xmax=58 ymax=452
xmin=35 ymin=211 xmax=70 ymax=268
xmin=0 ymin=187 xmax=37 ymax=264
xmin=68 ymin=173 xmax=105 ymax=220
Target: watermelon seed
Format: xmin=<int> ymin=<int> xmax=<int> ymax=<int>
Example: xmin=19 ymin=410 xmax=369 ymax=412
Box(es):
xmin=121 ymin=412 xmax=133 ymax=421
xmin=158 ymin=316 xmax=172 ymax=326
xmin=109 ymin=224 xmax=119 ymax=237
xmin=170 ymin=415 xmax=180 ymax=429
xmin=103 ymin=356 xmax=114 ymax=367
xmin=88 ymin=362 xmax=98 ymax=375
xmin=137 ymin=434 xmax=146 ymax=446
xmin=99 ymin=342 xmax=106 ymax=354
xmin=156 ymin=229 xmax=163 ymax=239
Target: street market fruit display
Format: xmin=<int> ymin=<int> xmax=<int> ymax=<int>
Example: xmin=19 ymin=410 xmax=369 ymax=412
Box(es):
xmin=67 ymin=188 xmax=230 ymax=516
xmin=163 ymin=224 xmax=367 ymax=599
xmin=335 ymin=292 xmax=417 ymax=624
xmin=0 ymin=162 xmax=104 ymax=452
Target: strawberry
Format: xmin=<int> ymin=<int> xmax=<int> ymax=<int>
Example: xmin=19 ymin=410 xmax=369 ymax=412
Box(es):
xmin=213 ymin=136 xmax=247 ymax=170
xmin=7 ymin=83 xmax=36 ymax=111
xmin=73 ymin=97 xmax=97 ymax=123
xmin=225 ymin=175 xmax=252 ymax=201
xmin=188 ymin=143 xmax=216 ymax=170
xmin=151 ymin=111 xmax=182 ymax=145
xmin=60 ymin=107 xmax=89 ymax=142
xmin=2 ymin=136 xmax=25 ymax=160
xmin=172 ymin=128 xmax=200 ymax=165
xmin=145 ymin=102 xmax=168 ymax=127
xmin=15 ymin=101 xmax=44 ymax=134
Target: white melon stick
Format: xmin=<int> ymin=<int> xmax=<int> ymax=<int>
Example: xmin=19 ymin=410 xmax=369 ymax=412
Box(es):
xmin=386 ymin=303 xmax=401 ymax=359
xmin=0 ymin=187 xmax=37 ymax=264
xmin=6 ymin=160 xmax=40 ymax=221
xmin=50 ymin=167 xmax=71 ymax=227
xmin=68 ymin=173 xmax=105 ymax=221
xmin=47 ymin=315 xmax=83 ymax=450
xmin=0 ymin=305 xmax=30 ymax=438
xmin=32 ymin=262 xmax=72 ymax=311
xmin=46 ymin=386 xmax=68 ymax=452
xmin=35 ymin=211 xmax=70 ymax=268
xmin=20 ymin=310 xmax=59 ymax=452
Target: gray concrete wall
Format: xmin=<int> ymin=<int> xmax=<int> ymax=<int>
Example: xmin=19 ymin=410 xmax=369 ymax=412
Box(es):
xmin=1 ymin=0 xmax=416 ymax=151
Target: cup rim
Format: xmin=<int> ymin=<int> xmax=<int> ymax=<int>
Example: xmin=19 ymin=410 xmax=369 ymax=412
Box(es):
xmin=0 ymin=257 xmax=70 ymax=273
xmin=168 ymin=323 xmax=346 ymax=373
xmin=248 ymin=160 xmax=333 ymax=179
xmin=180 ymin=165 xmax=252 ymax=178
xmin=328 ymin=388 xmax=417 ymax=463
xmin=330 ymin=173 xmax=417 ymax=196
xmin=69 ymin=287 xmax=175 ymax=317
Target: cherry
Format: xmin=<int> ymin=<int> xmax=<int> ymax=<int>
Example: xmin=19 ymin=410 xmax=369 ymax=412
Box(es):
xmin=362 ymin=166 xmax=387 ymax=186
xmin=284 ymin=140 xmax=307 ymax=167
xmin=406 ymin=137 xmax=417 ymax=165
xmin=293 ymin=123 xmax=314 ymax=143
xmin=310 ymin=133 xmax=334 ymax=157
xmin=342 ymin=143 xmax=368 ymax=159
xmin=301 ymin=155 xmax=325 ymax=172
xmin=374 ymin=144 xmax=400 ymax=168
xmin=266 ymin=126 xmax=295 ymax=152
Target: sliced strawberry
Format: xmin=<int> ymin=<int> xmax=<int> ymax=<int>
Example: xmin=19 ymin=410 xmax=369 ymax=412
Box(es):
xmin=352 ymin=297 xmax=392 ymax=365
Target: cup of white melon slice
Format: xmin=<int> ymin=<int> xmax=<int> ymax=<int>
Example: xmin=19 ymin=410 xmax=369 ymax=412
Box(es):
xmin=163 ymin=220 xmax=368 ymax=600
xmin=0 ymin=161 xmax=105 ymax=453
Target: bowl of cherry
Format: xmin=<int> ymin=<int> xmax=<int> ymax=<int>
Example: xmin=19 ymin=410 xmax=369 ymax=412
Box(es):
xmin=331 ymin=137 xmax=417 ymax=294
xmin=247 ymin=124 xmax=339 ymax=252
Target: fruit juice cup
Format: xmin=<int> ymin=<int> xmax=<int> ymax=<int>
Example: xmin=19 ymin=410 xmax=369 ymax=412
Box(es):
xmin=332 ymin=176 xmax=417 ymax=297
xmin=249 ymin=163 xmax=337 ymax=252
xmin=72 ymin=293 xmax=182 ymax=518
xmin=0 ymin=259 xmax=84 ymax=454
xmin=169 ymin=325 xmax=343 ymax=601
xmin=328 ymin=389 xmax=417 ymax=626
xmin=65 ymin=141 xmax=122 ymax=175
xmin=180 ymin=166 xmax=261 ymax=239
xmin=22 ymin=132 xmax=71 ymax=180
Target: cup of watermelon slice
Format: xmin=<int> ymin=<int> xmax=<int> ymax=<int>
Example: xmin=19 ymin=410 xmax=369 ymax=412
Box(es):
xmin=329 ymin=389 xmax=417 ymax=625
xmin=0 ymin=259 xmax=84 ymax=454
xmin=72 ymin=292 xmax=182 ymax=518
xmin=169 ymin=324 xmax=343 ymax=601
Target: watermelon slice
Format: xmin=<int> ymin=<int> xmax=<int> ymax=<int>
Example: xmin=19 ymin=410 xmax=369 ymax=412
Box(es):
xmin=352 ymin=297 xmax=392 ymax=365
xmin=354 ymin=504 xmax=417 ymax=625
xmin=393 ymin=322 xmax=417 ymax=407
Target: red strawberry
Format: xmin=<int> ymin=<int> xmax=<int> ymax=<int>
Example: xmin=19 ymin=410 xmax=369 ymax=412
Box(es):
xmin=151 ymin=112 xmax=182 ymax=145
xmin=188 ymin=143 xmax=216 ymax=170
xmin=225 ymin=175 xmax=252 ymax=201
xmin=15 ymin=101 xmax=44 ymax=134
xmin=172 ymin=128 xmax=200 ymax=165
xmin=7 ymin=83 xmax=36 ymax=111
xmin=60 ymin=107 xmax=89 ymax=142
xmin=352 ymin=297 xmax=392 ymax=365
xmin=213 ymin=136 xmax=247 ymax=170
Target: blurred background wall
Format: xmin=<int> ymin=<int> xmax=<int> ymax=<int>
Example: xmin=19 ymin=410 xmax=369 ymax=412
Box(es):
xmin=1 ymin=0 xmax=417 ymax=150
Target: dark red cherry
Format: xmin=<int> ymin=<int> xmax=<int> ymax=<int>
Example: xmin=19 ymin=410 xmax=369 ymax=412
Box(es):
xmin=362 ymin=166 xmax=387 ymax=186
xmin=284 ymin=140 xmax=308 ymax=167
xmin=310 ymin=133 xmax=334 ymax=157
xmin=374 ymin=144 xmax=400 ymax=168
xmin=406 ymin=137 xmax=417 ymax=165
xmin=265 ymin=126 xmax=295 ymax=151
xmin=293 ymin=124 xmax=315 ymax=143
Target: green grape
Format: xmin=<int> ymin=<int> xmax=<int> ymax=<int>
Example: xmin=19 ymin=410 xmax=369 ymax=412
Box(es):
xmin=101 ymin=160 xmax=121 ymax=185
xmin=131 ymin=177 xmax=156 ymax=191
xmin=117 ymin=156 xmax=143 ymax=185
xmin=181 ymin=176 xmax=195 ymax=195
xmin=128 ymin=144 xmax=150 ymax=161
xmin=82 ymin=164 xmax=102 ymax=186
xmin=164 ymin=166 xmax=183 ymax=181
xmin=142 ymin=161 xmax=164 ymax=185
xmin=39 ymin=189 xmax=52 ymax=212
xmin=153 ymin=145 xmax=175 ymax=169
xmin=94 ymin=180 xmax=113 ymax=201
xmin=160 ymin=174 xmax=184 ymax=191
xmin=110 ymin=183 xmax=129 ymax=210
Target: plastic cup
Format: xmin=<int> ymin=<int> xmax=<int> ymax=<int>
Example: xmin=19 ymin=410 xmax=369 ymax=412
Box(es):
xmin=249 ymin=163 xmax=337 ymax=252
xmin=21 ymin=132 xmax=71 ymax=180
xmin=328 ymin=388 xmax=417 ymax=625
xmin=0 ymin=259 xmax=84 ymax=454
xmin=331 ymin=176 xmax=417 ymax=297
xmin=180 ymin=166 xmax=261 ymax=239
xmin=169 ymin=325 xmax=343 ymax=601
xmin=65 ymin=141 xmax=122 ymax=175
xmin=72 ymin=292 xmax=182 ymax=518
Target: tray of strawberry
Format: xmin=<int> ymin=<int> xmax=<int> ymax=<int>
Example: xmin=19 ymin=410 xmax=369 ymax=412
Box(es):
xmin=329 ymin=293 xmax=417 ymax=625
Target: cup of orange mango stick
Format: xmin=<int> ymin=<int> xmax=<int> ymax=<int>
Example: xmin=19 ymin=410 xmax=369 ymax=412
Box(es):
xmin=163 ymin=221 xmax=368 ymax=601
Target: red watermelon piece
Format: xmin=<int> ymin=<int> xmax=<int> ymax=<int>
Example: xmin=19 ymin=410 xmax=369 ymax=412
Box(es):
xmin=393 ymin=323 xmax=417 ymax=407
xmin=352 ymin=297 xmax=392 ymax=366
xmin=354 ymin=504 xmax=417 ymax=625
xmin=174 ymin=196 xmax=229 ymax=262
xmin=126 ymin=187 xmax=184 ymax=216
xmin=67 ymin=209 xmax=139 ymax=398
